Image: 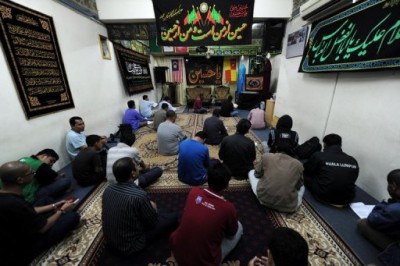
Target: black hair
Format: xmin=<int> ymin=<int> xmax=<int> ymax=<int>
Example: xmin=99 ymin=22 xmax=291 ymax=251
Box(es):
xmin=195 ymin=131 xmax=207 ymax=140
xmin=387 ymin=169 xmax=400 ymax=186
xmin=212 ymin=109 xmax=220 ymax=117
xmin=267 ymin=227 xmax=308 ymax=266
xmin=276 ymin=115 xmax=293 ymax=130
xmin=164 ymin=96 xmax=170 ymax=101
xmin=0 ymin=161 xmax=30 ymax=186
xmin=86 ymin=134 xmax=101 ymax=147
xmin=207 ymin=162 xmax=231 ymax=192
xmin=69 ymin=116 xmax=83 ymax=127
xmin=227 ymin=95 xmax=233 ymax=101
xmin=120 ymin=133 xmax=136 ymax=147
xmin=36 ymin=149 xmax=59 ymax=161
xmin=166 ymin=110 xmax=176 ymax=119
xmin=143 ymin=95 xmax=148 ymax=100
xmin=112 ymin=157 xmax=136 ymax=183
xmin=161 ymin=103 xmax=169 ymax=110
xmin=323 ymin=133 xmax=342 ymax=147
xmin=236 ymin=119 xmax=251 ymax=135
xmin=127 ymin=100 xmax=135 ymax=108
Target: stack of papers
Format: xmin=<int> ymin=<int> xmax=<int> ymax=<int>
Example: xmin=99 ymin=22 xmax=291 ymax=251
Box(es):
xmin=350 ymin=202 xmax=375 ymax=219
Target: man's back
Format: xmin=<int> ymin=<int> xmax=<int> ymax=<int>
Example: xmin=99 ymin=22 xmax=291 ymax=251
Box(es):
xmin=170 ymin=187 xmax=238 ymax=265
xmin=140 ymin=100 xmax=155 ymax=118
xmin=102 ymin=182 xmax=158 ymax=255
xmin=106 ymin=143 xmax=141 ymax=183
xmin=248 ymin=108 xmax=265 ymax=129
xmin=305 ymin=145 xmax=359 ymax=204
xmin=203 ymin=116 xmax=227 ymax=145
xmin=153 ymin=109 xmax=167 ymax=130
xmin=157 ymin=120 xmax=183 ymax=155
xmin=178 ymin=139 xmax=209 ymax=185
xmin=219 ymin=134 xmax=256 ymax=179
xmin=220 ymin=100 xmax=233 ymax=117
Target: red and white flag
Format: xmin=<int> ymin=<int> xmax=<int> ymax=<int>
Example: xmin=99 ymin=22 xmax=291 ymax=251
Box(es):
xmin=171 ymin=59 xmax=183 ymax=83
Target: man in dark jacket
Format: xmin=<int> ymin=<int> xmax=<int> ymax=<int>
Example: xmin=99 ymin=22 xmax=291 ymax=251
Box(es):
xmin=219 ymin=119 xmax=256 ymax=180
xmin=304 ymin=133 xmax=359 ymax=205
xmin=267 ymin=114 xmax=298 ymax=156
xmin=203 ymin=109 xmax=228 ymax=145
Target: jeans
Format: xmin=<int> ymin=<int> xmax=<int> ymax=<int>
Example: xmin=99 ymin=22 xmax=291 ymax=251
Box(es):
xmin=221 ymin=221 xmax=243 ymax=262
xmin=36 ymin=177 xmax=72 ymax=202
xmin=145 ymin=208 xmax=179 ymax=244
xmin=137 ymin=167 xmax=163 ymax=188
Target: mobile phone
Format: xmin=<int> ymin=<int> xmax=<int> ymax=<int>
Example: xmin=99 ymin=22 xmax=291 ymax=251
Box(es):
xmin=72 ymin=198 xmax=80 ymax=204
xmin=66 ymin=196 xmax=78 ymax=203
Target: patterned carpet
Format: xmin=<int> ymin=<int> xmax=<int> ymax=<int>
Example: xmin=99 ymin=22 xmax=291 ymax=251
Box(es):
xmin=31 ymin=114 xmax=363 ymax=266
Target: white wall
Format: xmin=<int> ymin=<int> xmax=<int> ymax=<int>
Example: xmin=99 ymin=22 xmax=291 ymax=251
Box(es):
xmin=0 ymin=0 xmax=158 ymax=170
xmin=97 ymin=0 xmax=293 ymax=22
xmin=274 ymin=16 xmax=400 ymax=201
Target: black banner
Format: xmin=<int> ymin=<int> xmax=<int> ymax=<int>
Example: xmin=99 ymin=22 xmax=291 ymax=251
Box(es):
xmin=113 ymin=44 xmax=153 ymax=95
xmin=299 ymin=0 xmax=400 ymax=73
xmin=106 ymin=24 xmax=149 ymax=41
xmin=152 ymin=0 xmax=254 ymax=46
xmin=0 ymin=0 xmax=74 ymax=119
xmin=185 ymin=57 xmax=223 ymax=85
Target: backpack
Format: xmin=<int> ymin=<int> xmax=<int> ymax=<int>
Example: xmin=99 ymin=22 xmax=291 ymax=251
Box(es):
xmin=271 ymin=129 xmax=298 ymax=157
xmin=295 ymin=136 xmax=322 ymax=159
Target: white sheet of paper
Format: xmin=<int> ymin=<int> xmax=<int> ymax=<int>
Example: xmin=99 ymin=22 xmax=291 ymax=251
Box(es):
xmin=350 ymin=202 xmax=375 ymax=219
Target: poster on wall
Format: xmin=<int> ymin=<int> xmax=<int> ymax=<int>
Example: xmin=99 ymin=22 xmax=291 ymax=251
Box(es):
xmin=0 ymin=0 xmax=75 ymax=119
xmin=184 ymin=57 xmax=223 ymax=85
xmin=55 ymin=0 xmax=98 ymax=19
xmin=286 ymin=26 xmax=308 ymax=58
xmin=245 ymin=75 xmax=263 ymax=91
xmin=299 ymin=0 xmax=400 ymax=73
xmin=113 ymin=44 xmax=153 ymax=95
xmin=152 ymin=0 xmax=254 ymax=46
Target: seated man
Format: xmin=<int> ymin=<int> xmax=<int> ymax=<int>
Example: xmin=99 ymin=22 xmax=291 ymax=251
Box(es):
xmin=248 ymin=142 xmax=304 ymax=213
xmin=267 ymin=114 xmax=298 ymax=155
xmin=178 ymin=131 xmax=209 ymax=185
xmin=106 ymin=134 xmax=162 ymax=188
xmin=102 ymin=157 xmax=178 ymax=256
xmin=0 ymin=161 xmax=80 ymax=266
xmin=157 ymin=110 xmax=186 ymax=155
xmin=220 ymin=95 xmax=238 ymax=117
xmin=72 ymin=135 xmax=106 ymax=186
xmin=19 ymin=149 xmax=71 ymax=204
xmin=203 ymin=109 xmax=228 ymax=145
xmin=170 ymin=162 xmax=243 ymax=265
xmin=140 ymin=94 xmax=157 ymax=118
xmin=358 ymin=169 xmax=400 ymax=251
xmin=304 ymin=133 xmax=359 ymax=205
xmin=247 ymin=103 xmax=266 ymax=129
xmin=153 ymin=103 xmax=168 ymax=131
xmin=193 ymin=94 xmax=207 ymax=114
xmin=66 ymin=116 xmax=107 ymax=159
xmin=122 ymin=100 xmax=148 ymax=131
xmin=158 ymin=96 xmax=176 ymax=111
xmin=219 ymin=119 xmax=256 ymax=180
xmin=248 ymin=227 xmax=308 ymax=266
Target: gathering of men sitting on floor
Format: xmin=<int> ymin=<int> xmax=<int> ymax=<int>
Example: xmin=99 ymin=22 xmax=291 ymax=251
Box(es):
xmin=1 ymin=100 xmax=399 ymax=266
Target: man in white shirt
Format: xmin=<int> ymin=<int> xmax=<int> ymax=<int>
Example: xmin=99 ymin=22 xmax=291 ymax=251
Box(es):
xmin=106 ymin=134 xmax=162 ymax=188
xmin=159 ymin=96 xmax=176 ymax=111
xmin=140 ymin=95 xmax=158 ymax=118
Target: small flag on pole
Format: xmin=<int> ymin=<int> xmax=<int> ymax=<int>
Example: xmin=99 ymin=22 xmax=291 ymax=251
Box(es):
xmin=171 ymin=59 xmax=183 ymax=83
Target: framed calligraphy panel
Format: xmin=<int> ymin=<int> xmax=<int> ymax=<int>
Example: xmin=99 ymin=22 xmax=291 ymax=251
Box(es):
xmin=113 ymin=44 xmax=153 ymax=95
xmin=152 ymin=0 xmax=254 ymax=46
xmin=299 ymin=0 xmax=400 ymax=73
xmin=0 ymin=0 xmax=74 ymax=119
xmin=184 ymin=56 xmax=223 ymax=85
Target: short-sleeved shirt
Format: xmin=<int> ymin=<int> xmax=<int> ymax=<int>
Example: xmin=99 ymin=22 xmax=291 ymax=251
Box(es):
xmin=157 ymin=120 xmax=184 ymax=155
xmin=66 ymin=130 xmax=86 ymax=158
xmin=178 ymin=139 xmax=210 ymax=185
xmin=106 ymin=142 xmax=142 ymax=183
xmin=102 ymin=182 xmax=158 ymax=255
xmin=248 ymin=107 xmax=265 ymax=129
xmin=0 ymin=193 xmax=46 ymax=265
xmin=170 ymin=188 xmax=238 ymax=265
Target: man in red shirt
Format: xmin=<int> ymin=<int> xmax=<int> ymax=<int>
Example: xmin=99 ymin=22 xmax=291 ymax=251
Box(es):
xmin=170 ymin=162 xmax=243 ymax=265
xmin=193 ymin=94 xmax=207 ymax=114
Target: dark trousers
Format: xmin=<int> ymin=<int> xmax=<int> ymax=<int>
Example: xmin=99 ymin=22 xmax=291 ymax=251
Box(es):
xmin=138 ymin=167 xmax=163 ymax=188
xmin=145 ymin=208 xmax=179 ymax=244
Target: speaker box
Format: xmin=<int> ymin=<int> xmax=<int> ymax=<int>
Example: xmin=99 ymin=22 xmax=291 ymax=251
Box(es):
xmin=264 ymin=20 xmax=285 ymax=51
xmin=154 ymin=67 xmax=168 ymax=83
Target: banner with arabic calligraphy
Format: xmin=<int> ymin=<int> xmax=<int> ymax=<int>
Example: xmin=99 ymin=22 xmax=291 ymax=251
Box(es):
xmin=152 ymin=0 xmax=254 ymax=46
xmin=299 ymin=0 xmax=400 ymax=73
xmin=184 ymin=57 xmax=223 ymax=85
xmin=0 ymin=0 xmax=74 ymax=119
xmin=113 ymin=44 xmax=153 ymax=95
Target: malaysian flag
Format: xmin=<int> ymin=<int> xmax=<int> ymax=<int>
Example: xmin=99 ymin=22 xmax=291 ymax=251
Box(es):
xmin=171 ymin=59 xmax=183 ymax=83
